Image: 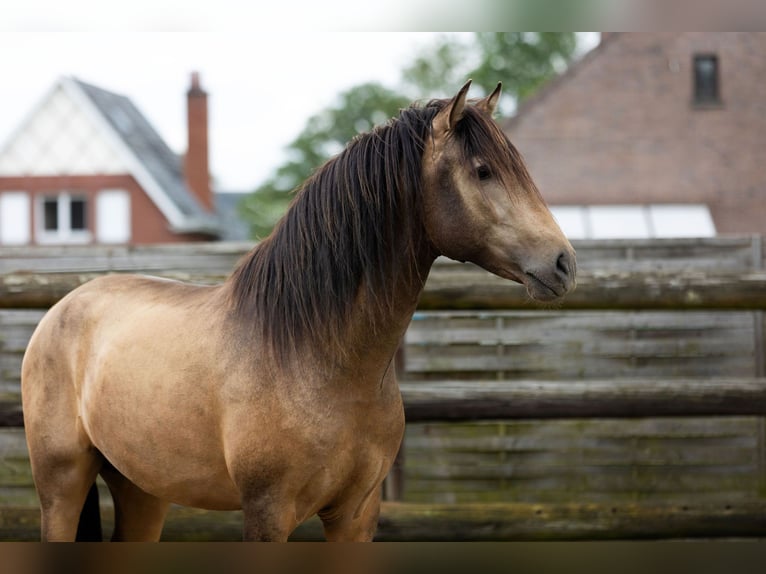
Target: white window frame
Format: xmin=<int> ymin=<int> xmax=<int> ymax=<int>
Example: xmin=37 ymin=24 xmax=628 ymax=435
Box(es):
xmin=35 ymin=192 xmax=92 ymax=244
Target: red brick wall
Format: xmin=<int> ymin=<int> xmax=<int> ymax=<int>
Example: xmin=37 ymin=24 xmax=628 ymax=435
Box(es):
xmin=0 ymin=174 xmax=207 ymax=244
xmin=506 ymin=32 xmax=766 ymax=234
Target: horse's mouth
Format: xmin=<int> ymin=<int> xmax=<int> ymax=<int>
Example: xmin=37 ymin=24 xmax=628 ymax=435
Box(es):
xmin=481 ymin=261 xmax=571 ymax=302
xmin=485 ymin=265 xmax=558 ymax=299
xmin=524 ymin=271 xmax=568 ymax=302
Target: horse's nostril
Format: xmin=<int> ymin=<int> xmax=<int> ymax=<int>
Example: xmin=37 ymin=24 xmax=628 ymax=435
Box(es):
xmin=556 ymin=251 xmax=572 ymax=279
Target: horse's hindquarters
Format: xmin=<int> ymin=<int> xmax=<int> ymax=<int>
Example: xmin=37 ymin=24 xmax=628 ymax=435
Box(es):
xmin=23 ymin=276 xmax=241 ymax=515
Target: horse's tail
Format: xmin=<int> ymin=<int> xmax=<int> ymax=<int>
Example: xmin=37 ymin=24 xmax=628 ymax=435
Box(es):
xmin=75 ymin=483 xmax=103 ymax=541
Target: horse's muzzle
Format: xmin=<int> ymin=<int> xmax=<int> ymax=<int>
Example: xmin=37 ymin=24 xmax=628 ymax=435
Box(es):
xmin=524 ymin=249 xmax=576 ymax=301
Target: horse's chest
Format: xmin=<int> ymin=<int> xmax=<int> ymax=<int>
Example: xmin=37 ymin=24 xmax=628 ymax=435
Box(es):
xmin=228 ymin=385 xmax=404 ymax=468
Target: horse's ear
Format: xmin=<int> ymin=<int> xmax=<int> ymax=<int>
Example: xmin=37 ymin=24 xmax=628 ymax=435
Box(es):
xmin=477 ymin=82 xmax=502 ymax=116
xmin=433 ymin=80 xmax=472 ymax=136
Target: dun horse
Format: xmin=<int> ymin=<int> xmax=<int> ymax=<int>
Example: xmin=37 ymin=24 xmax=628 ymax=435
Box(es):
xmin=22 ymin=82 xmax=575 ymax=541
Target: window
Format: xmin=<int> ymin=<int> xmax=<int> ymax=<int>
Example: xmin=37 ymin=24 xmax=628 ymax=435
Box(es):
xmin=549 ymin=205 xmax=716 ymax=239
xmin=0 ymin=192 xmax=31 ymax=245
xmin=693 ymin=54 xmax=720 ymax=105
xmin=37 ymin=193 xmax=91 ymax=244
xmin=43 ymin=198 xmax=58 ymax=231
xmin=70 ymin=198 xmax=87 ymax=230
xmin=96 ymin=190 xmax=131 ymax=243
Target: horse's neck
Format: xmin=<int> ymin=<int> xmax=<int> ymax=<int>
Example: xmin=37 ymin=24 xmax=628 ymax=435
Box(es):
xmin=337 ymin=244 xmax=435 ymax=382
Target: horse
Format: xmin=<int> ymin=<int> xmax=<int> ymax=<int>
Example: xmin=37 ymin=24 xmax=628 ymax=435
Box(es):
xmin=21 ymin=81 xmax=576 ymax=541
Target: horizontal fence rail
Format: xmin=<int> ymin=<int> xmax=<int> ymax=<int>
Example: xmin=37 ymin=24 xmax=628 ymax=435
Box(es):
xmin=3 ymin=269 xmax=766 ymax=311
xmin=2 ymin=501 xmax=765 ymax=541
xmin=422 ymin=268 xmax=766 ymax=311
xmin=400 ymin=379 xmax=766 ymax=421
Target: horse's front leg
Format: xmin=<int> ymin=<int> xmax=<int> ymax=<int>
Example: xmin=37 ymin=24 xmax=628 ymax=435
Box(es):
xmin=319 ymin=486 xmax=382 ymax=542
xmin=241 ymin=492 xmax=299 ymax=542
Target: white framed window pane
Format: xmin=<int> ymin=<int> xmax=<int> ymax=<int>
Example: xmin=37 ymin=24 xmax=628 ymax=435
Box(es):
xmin=649 ymin=204 xmax=716 ymax=238
xmin=0 ymin=192 xmax=31 ymax=245
xmin=549 ymin=206 xmax=588 ymax=240
xmin=36 ymin=193 xmax=92 ymax=244
xmin=43 ymin=197 xmax=59 ymax=231
xmin=70 ymin=198 xmax=87 ymax=231
xmin=97 ymin=190 xmax=131 ymax=243
xmin=589 ymin=206 xmax=651 ymax=239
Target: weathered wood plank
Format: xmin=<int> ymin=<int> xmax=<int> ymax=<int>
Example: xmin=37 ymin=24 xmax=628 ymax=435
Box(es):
xmin=373 ymin=501 xmax=766 ymax=541
xmin=401 ymin=416 xmax=765 ymax=504
xmin=406 ymin=416 xmax=757 ymax=441
xmin=5 ymin=269 xmax=766 ymax=310
xmin=2 ymin=501 xmax=766 ymax=541
xmin=0 ymin=272 xmax=226 ymax=309
xmin=420 ymin=268 xmax=766 ymax=311
xmin=0 ymin=402 xmax=22 ymax=427
xmin=401 ymin=478 xmax=762 ymax=505
xmin=399 ymin=379 xmax=766 ymax=421
xmin=1 ymin=237 xmax=755 ymax=272
xmin=0 ymin=242 xmax=254 ymax=275
xmin=406 ymin=310 xmax=755 ymax=346
xmin=404 ymin=310 xmax=757 ymax=380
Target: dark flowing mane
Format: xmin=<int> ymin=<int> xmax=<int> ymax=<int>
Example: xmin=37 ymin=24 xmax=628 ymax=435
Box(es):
xmin=228 ymin=97 xmax=532 ymax=361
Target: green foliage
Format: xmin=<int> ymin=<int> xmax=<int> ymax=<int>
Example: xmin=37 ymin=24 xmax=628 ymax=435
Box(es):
xmin=238 ymin=33 xmax=579 ymax=239
xmin=402 ymin=32 xmax=577 ymax=113
xmin=471 ymin=33 xmax=577 ymax=103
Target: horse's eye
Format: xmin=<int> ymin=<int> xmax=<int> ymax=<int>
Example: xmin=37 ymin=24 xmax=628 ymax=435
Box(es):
xmin=476 ymin=165 xmax=492 ymax=181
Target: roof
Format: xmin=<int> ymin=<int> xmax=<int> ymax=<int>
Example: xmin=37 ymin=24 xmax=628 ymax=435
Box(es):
xmin=214 ymin=192 xmax=252 ymax=241
xmin=0 ymin=76 xmax=220 ymax=236
xmin=74 ymin=79 xmax=211 ymax=219
xmin=70 ymin=77 xmax=219 ymax=236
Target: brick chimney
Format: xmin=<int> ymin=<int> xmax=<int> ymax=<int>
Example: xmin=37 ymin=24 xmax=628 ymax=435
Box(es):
xmin=184 ymin=71 xmax=213 ymax=212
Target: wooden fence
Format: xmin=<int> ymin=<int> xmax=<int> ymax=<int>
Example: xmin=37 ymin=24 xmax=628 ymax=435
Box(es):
xmin=1 ymin=236 xmax=766 ymax=540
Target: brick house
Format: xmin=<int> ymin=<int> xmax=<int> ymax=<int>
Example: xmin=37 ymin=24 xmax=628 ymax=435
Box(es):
xmin=0 ymin=74 xmax=221 ymax=245
xmin=505 ymin=32 xmax=766 ymax=238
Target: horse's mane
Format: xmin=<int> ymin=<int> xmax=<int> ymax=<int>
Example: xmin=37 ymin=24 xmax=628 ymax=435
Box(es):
xmin=228 ymin=97 xmax=534 ymax=362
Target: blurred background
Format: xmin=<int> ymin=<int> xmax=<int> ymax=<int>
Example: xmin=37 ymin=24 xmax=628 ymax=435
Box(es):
xmin=3 ymin=32 xmax=763 ymax=245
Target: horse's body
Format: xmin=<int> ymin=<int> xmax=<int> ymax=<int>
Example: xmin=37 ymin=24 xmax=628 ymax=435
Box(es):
xmin=22 ymin=82 xmax=576 ymax=541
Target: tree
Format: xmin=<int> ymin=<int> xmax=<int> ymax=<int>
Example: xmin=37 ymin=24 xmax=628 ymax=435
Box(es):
xmin=402 ymin=32 xmax=577 ymax=114
xmin=238 ymin=82 xmax=409 ymax=239
xmin=239 ymin=33 xmax=579 ymax=239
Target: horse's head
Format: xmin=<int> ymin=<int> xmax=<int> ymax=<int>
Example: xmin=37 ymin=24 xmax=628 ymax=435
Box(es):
xmin=421 ymin=80 xmax=576 ymax=302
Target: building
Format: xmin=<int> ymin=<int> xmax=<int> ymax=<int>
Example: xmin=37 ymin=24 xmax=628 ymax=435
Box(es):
xmin=0 ymin=74 xmax=222 ymax=245
xmin=505 ymin=32 xmax=766 ymax=238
